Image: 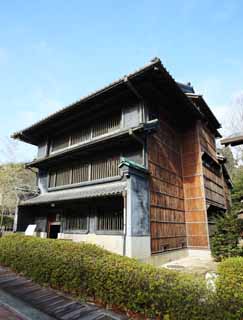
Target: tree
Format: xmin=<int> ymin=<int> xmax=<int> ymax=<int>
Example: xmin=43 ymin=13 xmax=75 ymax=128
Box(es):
xmin=218 ymin=146 xmax=236 ymax=177
xmin=0 ymin=163 xmax=36 ymax=229
xmin=223 ymin=92 xmax=243 ymax=162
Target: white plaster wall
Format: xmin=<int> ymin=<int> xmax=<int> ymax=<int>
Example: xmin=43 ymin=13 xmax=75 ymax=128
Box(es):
xmin=58 ymin=233 xmax=124 ymax=255
xmin=125 ymin=236 xmax=151 ymax=259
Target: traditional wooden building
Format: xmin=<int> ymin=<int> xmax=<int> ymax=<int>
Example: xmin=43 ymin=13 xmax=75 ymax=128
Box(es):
xmin=12 ymin=58 xmax=232 ymax=262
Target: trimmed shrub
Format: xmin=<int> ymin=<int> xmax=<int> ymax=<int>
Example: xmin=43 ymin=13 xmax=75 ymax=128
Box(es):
xmin=0 ymin=234 xmax=225 ymax=319
xmin=210 ymin=211 xmax=242 ymax=261
xmin=216 ymin=257 xmax=243 ymax=320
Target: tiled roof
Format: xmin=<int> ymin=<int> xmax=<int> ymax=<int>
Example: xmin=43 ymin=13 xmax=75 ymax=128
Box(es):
xmin=19 ymin=181 xmax=127 ymax=206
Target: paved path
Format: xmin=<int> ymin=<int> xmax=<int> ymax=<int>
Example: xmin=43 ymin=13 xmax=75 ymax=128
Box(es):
xmin=0 ymin=266 xmax=126 ymax=320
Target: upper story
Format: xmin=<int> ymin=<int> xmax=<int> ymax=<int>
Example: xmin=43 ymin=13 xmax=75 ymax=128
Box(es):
xmin=12 ymin=58 xmax=232 ymax=207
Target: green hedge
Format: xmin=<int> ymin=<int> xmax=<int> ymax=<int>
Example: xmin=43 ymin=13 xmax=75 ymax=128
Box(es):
xmin=210 ymin=211 xmax=242 ymax=261
xmin=0 ymin=234 xmax=230 ymax=319
xmin=216 ymin=257 xmax=243 ymax=320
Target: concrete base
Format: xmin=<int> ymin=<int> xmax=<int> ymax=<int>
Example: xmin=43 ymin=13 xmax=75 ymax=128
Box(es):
xmin=140 ymin=248 xmax=212 ymax=266
xmin=58 ymin=233 xmax=151 ymax=259
xmin=33 ymin=232 xmax=47 ymax=238
xmin=58 ymin=233 xmax=124 ymax=255
xmin=32 ymin=230 xmax=212 ymax=264
xmin=125 ymin=236 xmax=150 ymax=259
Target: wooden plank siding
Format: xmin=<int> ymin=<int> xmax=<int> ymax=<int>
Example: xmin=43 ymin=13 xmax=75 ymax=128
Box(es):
xmin=181 ymin=122 xmax=209 ymax=248
xmin=199 ymin=124 xmax=217 ymax=161
xmin=148 ymin=113 xmax=231 ymax=253
xmin=223 ymin=179 xmax=232 ymax=210
xmin=199 ymin=123 xmax=227 ymax=210
xmin=148 ymin=111 xmax=187 ymax=254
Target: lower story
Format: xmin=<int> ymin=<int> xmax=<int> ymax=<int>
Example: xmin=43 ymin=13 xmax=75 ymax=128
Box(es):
xmin=16 ymin=161 xmax=226 ymax=264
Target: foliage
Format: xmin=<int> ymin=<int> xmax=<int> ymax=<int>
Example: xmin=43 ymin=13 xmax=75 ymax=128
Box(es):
xmin=220 ymin=146 xmax=236 ymax=177
xmin=216 ymin=257 xmax=243 ymax=320
xmin=210 ymin=211 xmax=242 ymax=261
xmin=231 ymin=165 xmax=243 ymax=209
xmin=0 ymin=163 xmax=36 ymax=227
xmin=2 ymin=216 xmax=14 ymax=229
xmin=0 ymin=234 xmax=225 ymax=320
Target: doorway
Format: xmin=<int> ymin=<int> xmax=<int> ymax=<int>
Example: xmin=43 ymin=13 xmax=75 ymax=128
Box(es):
xmin=49 ymin=224 xmax=60 ymax=239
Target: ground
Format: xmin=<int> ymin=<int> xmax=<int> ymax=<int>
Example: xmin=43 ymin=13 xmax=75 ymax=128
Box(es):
xmin=162 ymin=256 xmax=218 ymax=276
xmin=0 ymin=304 xmax=27 ymax=320
xmin=0 ymin=266 xmax=126 ymax=320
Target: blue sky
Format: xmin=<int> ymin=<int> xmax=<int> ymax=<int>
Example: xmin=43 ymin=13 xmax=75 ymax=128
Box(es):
xmin=0 ymin=0 xmax=243 ymax=162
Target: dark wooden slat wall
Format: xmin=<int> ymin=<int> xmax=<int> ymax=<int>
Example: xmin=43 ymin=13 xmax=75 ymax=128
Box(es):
xmin=148 ymin=111 xmax=187 ymax=254
xmin=199 ymin=123 xmax=226 ymax=209
xmin=223 ymin=179 xmax=232 ymax=209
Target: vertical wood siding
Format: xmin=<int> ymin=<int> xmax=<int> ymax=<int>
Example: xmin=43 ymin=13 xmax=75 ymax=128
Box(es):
xmin=199 ymin=123 xmax=227 ymax=209
xmin=148 ymin=111 xmax=186 ymax=254
xmin=181 ymin=123 xmax=209 ymax=248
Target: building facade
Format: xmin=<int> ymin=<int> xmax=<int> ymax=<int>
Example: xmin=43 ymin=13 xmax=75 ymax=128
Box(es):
xmin=12 ymin=58 xmax=232 ymax=262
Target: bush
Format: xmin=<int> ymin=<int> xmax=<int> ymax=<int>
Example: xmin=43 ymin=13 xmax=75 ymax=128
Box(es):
xmin=210 ymin=211 xmax=242 ymax=261
xmin=2 ymin=216 xmax=14 ymax=229
xmin=216 ymin=257 xmax=243 ymax=320
xmin=0 ymin=234 xmax=223 ymax=319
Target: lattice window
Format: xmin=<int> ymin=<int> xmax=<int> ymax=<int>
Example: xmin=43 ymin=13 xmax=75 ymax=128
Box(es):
xmin=97 ymin=209 xmax=123 ymax=231
xmin=55 ymin=168 xmax=71 ymax=187
xmin=71 ymin=127 xmax=91 ymax=145
xmin=49 ymin=171 xmax=56 ymax=188
xmin=51 ymin=136 xmax=70 ymax=152
xmin=49 ymin=157 xmax=120 ymax=188
xmin=91 ymin=157 xmax=120 ymax=180
xmin=92 ymin=113 xmax=121 ymax=138
xmin=50 ymin=112 xmax=121 ymax=153
xmin=64 ymin=215 xmax=88 ymax=231
xmin=72 ymin=163 xmax=89 ymax=184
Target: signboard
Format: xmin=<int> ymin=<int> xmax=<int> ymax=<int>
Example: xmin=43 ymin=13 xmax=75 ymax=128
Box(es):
xmin=25 ymin=224 xmax=37 ymax=236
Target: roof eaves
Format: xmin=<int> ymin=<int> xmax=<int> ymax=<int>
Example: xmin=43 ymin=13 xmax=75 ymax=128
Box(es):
xmin=186 ymin=93 xmax=221 ymax=129
xmin=221 ymin=133 xmax=243 ymax=146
